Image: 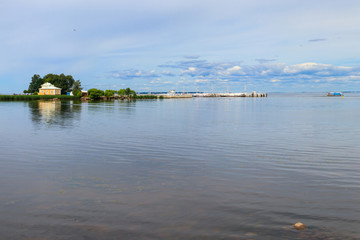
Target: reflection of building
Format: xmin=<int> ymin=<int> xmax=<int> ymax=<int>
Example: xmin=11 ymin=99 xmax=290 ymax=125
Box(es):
xmin=38 ymin=83 xmax=61 ymax=95
xmin=29 ymin=100 xmax=81 ymax=128
xmin=38 ymin=100 xmax=61 ymax=121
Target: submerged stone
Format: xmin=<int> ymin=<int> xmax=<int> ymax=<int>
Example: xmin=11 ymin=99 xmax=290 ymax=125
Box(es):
xmin=293 ymin=222 xmax=306 ymax=230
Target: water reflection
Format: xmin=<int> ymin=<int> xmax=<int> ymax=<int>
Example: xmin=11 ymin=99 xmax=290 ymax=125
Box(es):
xmin=2 ymin=96 xmax=359 ymax=239
xmin=29 ymin=100 xmax=82 ymax=127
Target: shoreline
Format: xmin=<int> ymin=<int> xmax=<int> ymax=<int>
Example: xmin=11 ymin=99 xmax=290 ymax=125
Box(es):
xmin=0 ymin=91 xmax=268 ymax=101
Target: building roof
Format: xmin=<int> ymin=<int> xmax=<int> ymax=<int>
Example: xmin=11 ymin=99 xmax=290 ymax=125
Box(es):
xmin=40 ymin=82 xmax=61 ymax=90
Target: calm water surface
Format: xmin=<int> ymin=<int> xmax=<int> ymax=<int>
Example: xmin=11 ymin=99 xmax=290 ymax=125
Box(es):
xmin=0 ymin=93 xmax=359 ymax=239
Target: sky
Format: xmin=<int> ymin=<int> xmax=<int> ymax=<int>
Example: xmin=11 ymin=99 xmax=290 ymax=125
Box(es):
xmin=1 ymin=0 xmax=360 ymax=93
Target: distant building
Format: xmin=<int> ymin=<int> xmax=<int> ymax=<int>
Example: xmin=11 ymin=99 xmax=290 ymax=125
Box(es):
xmin=38 ymin=83 xmax=61 ymax=95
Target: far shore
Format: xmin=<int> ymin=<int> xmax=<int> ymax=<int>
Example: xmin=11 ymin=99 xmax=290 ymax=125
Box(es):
xmin=0 ymin=94 xmax=160 ymax=101
xmin=0 ymin=95 xmax=80 ymax=101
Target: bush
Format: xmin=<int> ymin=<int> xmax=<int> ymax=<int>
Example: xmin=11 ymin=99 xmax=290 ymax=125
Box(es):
xmin=104 ymin=90 xmax=117 ymax=98
xmin=134 ymin=95 xmax=158 ymax=99
xmin=75 ymin=91 xmax=82 ymax=97
xmin=118 ymin=89 xmax=126 ymax=96
xmin=88 ymin=88 xmax=104 ymax=100
xmin=72 ymin=89 xmax=81 ymax=97
xmin=118 ymin=88 xmax=136 ymax=96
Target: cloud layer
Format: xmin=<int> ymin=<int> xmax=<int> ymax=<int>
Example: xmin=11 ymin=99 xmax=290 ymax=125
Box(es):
xmin=109 ymin=57 xmax=360 ymax=91
xmin=1 ymin=0 xmax=360 ymax=93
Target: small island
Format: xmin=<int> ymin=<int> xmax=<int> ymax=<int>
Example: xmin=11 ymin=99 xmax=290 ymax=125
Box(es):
xmin=0 ymin=73 xmax=159 ymax=101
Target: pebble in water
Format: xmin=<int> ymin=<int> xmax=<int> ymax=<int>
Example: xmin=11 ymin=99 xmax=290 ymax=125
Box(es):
xmin=293 ymin=222 xmax=306 ymax=230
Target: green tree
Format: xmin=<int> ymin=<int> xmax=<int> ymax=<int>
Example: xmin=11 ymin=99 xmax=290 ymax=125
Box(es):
xmin=125 ymin=88 xmax=131 ymax=96
xmin=72 ymin=80 xmax=83 ymax=97
xmin=104 ymin=90 xmax=117 ymax=98
xmin=118 ymin=89 xmax=126 ymax=96
xmin=88 ymin=88 xmax=104 ymax=100
xmin=44 ymin=73 xmax=75 ymax=94
xmin=28 ymin=74 xmax=44 ymax=93
xmin=118 ymin=88 xmax=136 ymax=97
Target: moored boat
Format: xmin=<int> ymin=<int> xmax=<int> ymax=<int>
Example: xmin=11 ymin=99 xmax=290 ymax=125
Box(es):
xmin=327 ymin=92 xmax=343 ymax=96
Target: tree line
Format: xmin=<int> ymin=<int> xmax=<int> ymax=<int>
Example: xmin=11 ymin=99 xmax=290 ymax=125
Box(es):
xmin=24 ymin=74 xmax=82 ymax=97
xmin=24 ymin=74 xmax=156 ymax=100
xmin=87 ymin=88 xmax=136 ymax=100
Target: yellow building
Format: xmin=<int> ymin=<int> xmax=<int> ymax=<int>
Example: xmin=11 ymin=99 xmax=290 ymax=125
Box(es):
xmin=38 ymin=82 xmax=61 ymax=95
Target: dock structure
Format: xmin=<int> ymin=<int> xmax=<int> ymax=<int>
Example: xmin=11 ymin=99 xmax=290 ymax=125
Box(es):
xmin=156 ymin=89 xmax=193 ymax=98
xmin=193 ymin=91 xmax=267 ymax=98
xmin=160 ymin=94 xmax=193 ymax=98
xmin=145 ymin=90 xmax=267 ymax=98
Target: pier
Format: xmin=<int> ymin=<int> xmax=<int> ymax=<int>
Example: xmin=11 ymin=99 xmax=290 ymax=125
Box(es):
xmin=139 ymin=91 xmax=267 ymax=98
xmin=158 ymin=93 xmax=193 ymax=98
xmin=193 ymin=91 xmax=267 ymax=98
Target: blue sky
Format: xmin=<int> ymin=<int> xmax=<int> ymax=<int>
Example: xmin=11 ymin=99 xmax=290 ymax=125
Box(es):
xmin=1 ymin=0 xmax=360 ymax=93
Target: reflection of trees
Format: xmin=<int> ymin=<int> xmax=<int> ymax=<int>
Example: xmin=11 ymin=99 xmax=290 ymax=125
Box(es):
xmin=29 ymin=100 xmax=82 ymax=127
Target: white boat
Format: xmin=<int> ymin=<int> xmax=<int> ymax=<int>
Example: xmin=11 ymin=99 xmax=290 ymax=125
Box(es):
xmin=327 ymin=92 xmax=343 ymax=96
xmin=168 ymin=90 xmax=176 ymax=96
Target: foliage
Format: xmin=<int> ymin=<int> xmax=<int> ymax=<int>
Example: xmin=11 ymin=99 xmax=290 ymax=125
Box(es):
xmin=43 ymin=73 xmax=75 ymax=94
xmin=27 ymin=74 xmax=44 ymax=93
xmin=125 ymin=88 xmax=131 ymax=96
xmin=104 ymin=90 xmax=117 ymax=98
xmin=26 ymin=73 xmax=78 ymax=95
xmin=134 ymin=95 xmax=158 ymax=99
xmin=0 ymin=95 xmax=79 ymax=101
xmin=118 ymin=88 xmax=136 ymax=96
xmin=72 ymin=80 xmax=83 ymax=97
xmin=88 ymin=88 xmax=104 ymax=100
xmin=118 ymin=89 xmax=126 ymax=96
xmin=74 ymin=91 xmax=82 ymax=97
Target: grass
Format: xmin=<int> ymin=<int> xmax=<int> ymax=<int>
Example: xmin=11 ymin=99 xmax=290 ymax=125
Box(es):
xmin=0 ymin=94 xmax=162 ymax=101
xmin=0 ymin=95 xmax=80 ymax=101
xmin=133 ymin=95 xmax=159 ymax=99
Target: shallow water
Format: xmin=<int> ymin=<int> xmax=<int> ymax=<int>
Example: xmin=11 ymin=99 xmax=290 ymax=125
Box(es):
xmin=0 ymin=94 xmax=359 ymax=239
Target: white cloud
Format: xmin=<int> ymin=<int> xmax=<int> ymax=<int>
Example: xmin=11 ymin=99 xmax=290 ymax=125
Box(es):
xmin=2 ymin=0 xmax=360 ymax=93
xmin=162 ymin=70 xmax=175 ymax=76
xmin=224 ymin=65 xmax=245 ymax=75
xmin=271 ymin=79 xmax=281 ymax=83
xmin=111 ymin=69 xmax=159 ymax=79
xmin=349 ymin=75 xmax=360 ymax=80
xmin=283 ymin=62 xmax=353 ymax=75
xmin=195 ymin=79 xmax=211 ymax=83
xmin=180 ymin=67 xmax=198 ymax=76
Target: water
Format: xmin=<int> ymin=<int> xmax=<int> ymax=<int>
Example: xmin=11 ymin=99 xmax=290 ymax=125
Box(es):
xmin=0 ymin=94 xmax=359 ymax=239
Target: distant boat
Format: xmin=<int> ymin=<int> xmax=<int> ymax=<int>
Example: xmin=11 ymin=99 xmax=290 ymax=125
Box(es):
xmin=327 ymin=92 xmax=343 ymax=96
xmin=168 ymin=90 xmax=176 ymax=96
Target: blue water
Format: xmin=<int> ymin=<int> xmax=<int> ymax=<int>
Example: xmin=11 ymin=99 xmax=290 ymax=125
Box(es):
xmin=0 ymin=93 xmax=359 ymax=239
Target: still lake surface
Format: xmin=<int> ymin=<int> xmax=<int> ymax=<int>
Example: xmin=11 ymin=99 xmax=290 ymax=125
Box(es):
xmin=0 ymin=93 xmax=359 ymax=239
